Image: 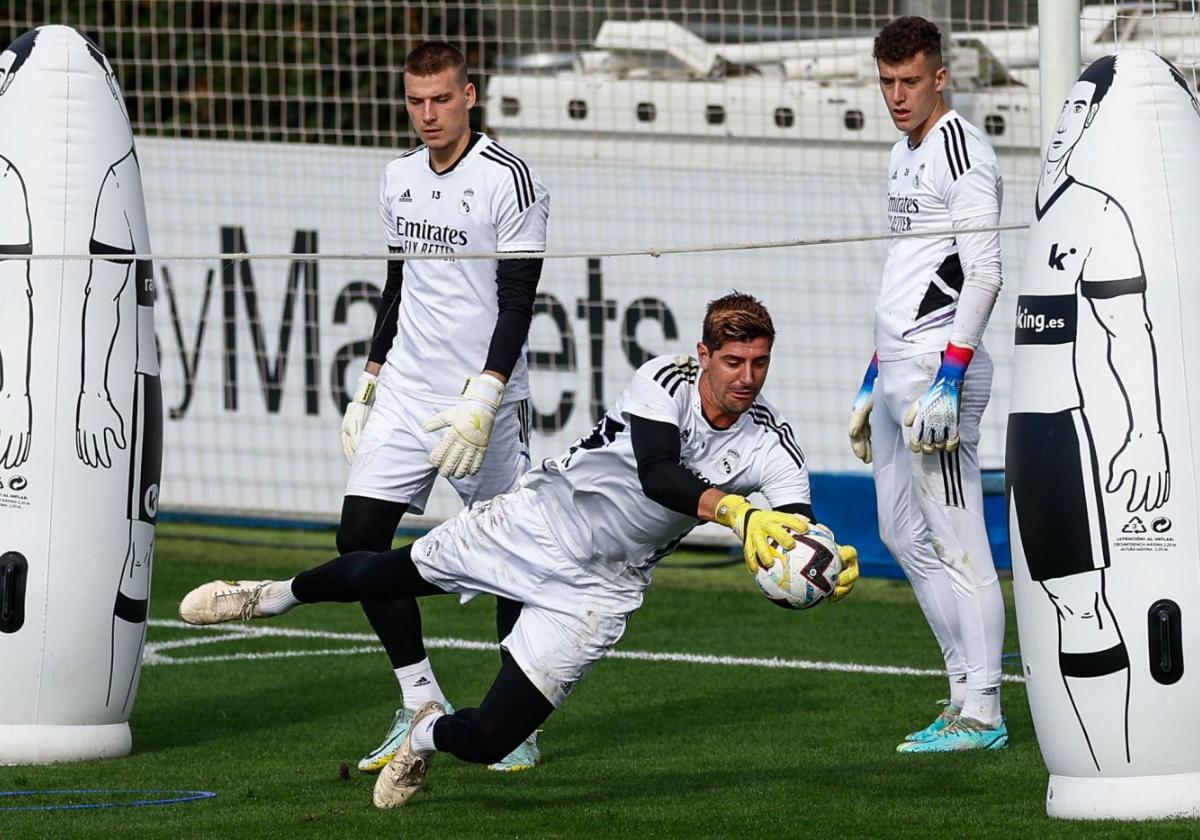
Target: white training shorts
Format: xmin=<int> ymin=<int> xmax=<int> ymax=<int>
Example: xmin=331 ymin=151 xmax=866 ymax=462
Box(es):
xmin=411 ymin=486 xmax=632 ymax=708
xmin=346 ymin=371 xmax=531 ymax=513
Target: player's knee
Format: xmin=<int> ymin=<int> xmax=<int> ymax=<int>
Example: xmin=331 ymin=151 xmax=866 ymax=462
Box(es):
xmin=336 ymin=522 xmax=389 ymax=554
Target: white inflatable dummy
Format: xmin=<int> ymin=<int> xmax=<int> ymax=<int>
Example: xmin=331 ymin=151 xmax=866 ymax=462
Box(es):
xmin=1007 ymin=51 xmax=1200 ymax=819
xmin=0 ymin=25 xmax=161 ymax=764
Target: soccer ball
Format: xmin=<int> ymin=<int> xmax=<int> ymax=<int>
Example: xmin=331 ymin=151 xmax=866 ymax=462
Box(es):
xmin=754 ymin=522 xmax=843 ymax=610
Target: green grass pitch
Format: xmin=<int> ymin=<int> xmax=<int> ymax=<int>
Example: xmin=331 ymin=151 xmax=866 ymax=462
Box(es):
xmin=0 ymin=522 xmax=1194 ymax=838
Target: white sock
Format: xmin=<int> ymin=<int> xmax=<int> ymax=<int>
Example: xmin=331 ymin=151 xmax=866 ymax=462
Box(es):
xmin=408 ymin=710 xmax=444 ymax=755
xmin=948 ymin=672 xmax=967 ymax=710
xmin=394 ymin=658 xmax=447 ymax=711
xmin=258 ymin=580 xmax=301 ymax=616
xmin=962 ymin=686 xmax=1002 ymax=727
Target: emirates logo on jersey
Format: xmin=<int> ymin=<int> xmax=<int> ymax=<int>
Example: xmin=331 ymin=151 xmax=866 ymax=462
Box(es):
xmin=459 ymin=188 xmax=475 ymax=215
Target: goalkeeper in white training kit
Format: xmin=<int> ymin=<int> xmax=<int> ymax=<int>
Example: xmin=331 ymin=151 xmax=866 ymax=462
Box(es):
xmin=336 ymin=41 xmax=549 ymax=773
xmin=848 ymin=17 xmax=1007 ymax=752
xmin=181 ymin=292 xmax=859 ymax=809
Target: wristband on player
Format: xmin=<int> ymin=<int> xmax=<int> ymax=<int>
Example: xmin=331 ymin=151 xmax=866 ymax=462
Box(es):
xmin=937 ymin=342 xmax=974 ymax=381
xmin=351 ymin=371 xmax=378 ymax=406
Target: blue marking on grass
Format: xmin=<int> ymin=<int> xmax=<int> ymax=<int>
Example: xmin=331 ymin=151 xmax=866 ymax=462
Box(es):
xmin=0 ymin=789 xmax=216 ymax=812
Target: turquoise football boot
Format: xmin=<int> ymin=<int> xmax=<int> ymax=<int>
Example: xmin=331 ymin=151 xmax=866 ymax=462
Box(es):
xmin=358 ymin=701 xmax=455 ymax=773
xmin=897 ymin=716 xmax=1008 ymax=753
xmin=487 ymin=731 xmax=541 ymax=772
xmin=904 ymin=702 xmax=960 ymax=742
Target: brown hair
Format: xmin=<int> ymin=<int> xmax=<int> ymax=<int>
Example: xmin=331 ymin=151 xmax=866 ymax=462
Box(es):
xmin=404 ymin=41 xmax=468 ymax=83
xmin=873 ymin=16 xmax=943 ymax=67
xmin=702 ymin=292 xmax=775 ymax=351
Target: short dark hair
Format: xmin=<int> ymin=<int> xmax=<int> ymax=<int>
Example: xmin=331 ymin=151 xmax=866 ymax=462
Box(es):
xmin=404 ymin=41 xmax=468 ymax=82
xmin=1078 ymin=54 xmax=1117 ymax=107
xmin=873 ymin=16 xmax=943 ymax=67
xmin=702 ymin=292 xmax=775 ymax=351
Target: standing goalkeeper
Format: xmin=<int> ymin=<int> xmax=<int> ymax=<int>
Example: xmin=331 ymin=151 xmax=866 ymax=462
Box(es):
xmin=337 ymin=41 xmax=549 ymax=773
xmin=847 ymin=16 xmax=1006 ymax=752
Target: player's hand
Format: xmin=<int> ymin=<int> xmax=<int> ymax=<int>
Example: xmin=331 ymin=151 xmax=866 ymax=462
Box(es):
xmin=0 ymin=389 xmax=32 ymax=469
xmin=904 ymin=343 xmax=973 ymax=454
xmin=341 ymin=371 xmax=378 ymax=464
xmin=829 ymin=544 xmax=859 ymax=603
xmin=714 ymin=494 xmax=810 ymax=574
xmin=1107 ymin=430 xmax=1170 ymax=512
xmin=76 ymin=388 xmax=126 ymax=468
xmin=423 ymin=373 xmax=506 ymax=479
xmin=848 ymin=353 xmax=878 ymax=464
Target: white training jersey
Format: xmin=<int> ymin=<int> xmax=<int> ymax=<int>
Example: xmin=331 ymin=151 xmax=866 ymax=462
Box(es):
xmin=876 ymin=110 xmax=1003 ymax=360
xmin=521 ymin=354 xmax=812 ymax=603
xmin=1010 ymin=176 xmax=1144 ymax=414
xmin=379 ymin=132 xmax=549 ymax=403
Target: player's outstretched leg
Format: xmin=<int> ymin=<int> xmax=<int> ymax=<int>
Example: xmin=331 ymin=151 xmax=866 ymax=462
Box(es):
xmin=179 ymin=546 xmax=445 ymax=626
xmin=179 ymin=579 xmax=294 ymax=625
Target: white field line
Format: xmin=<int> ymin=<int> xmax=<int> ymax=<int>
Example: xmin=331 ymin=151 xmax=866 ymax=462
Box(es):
xmin=146 ymin=619 xmax=1026 ymax=684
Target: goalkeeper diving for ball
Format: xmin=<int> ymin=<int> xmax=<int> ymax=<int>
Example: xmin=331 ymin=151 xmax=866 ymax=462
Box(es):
xmin=180 ymin=292 xmax=859 ymax=809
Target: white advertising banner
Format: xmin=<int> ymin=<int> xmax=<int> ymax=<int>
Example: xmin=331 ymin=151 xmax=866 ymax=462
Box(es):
xmin=139 ymin=135 xmax=1035 ymax=528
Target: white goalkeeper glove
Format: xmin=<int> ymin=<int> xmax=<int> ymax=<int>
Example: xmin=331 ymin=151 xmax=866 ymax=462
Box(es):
xmin=340 ymin=371 xmax=377 ymax=464
xmin=423 ymin=373 xmax=506 ymax=479
xmin=714 ymin=493 xmax=810 ymax=575
xmin=848 ymin=353 xmax=878 ymax=464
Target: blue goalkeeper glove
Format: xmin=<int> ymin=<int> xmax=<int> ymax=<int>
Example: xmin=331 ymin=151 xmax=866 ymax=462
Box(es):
xmin=423 ymin=373 xmax=506 ymax=479
xmin=905 ymin=343 xmax=973 ymax=454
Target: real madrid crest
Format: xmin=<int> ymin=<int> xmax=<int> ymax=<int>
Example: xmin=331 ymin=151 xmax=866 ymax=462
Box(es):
xmin=913 ymin=162 xmax=925 ymax=188
xmin=459 ymin=187 xmax=475 ymax=215
xmin=719 ymin=448 xmax=741 ymax=475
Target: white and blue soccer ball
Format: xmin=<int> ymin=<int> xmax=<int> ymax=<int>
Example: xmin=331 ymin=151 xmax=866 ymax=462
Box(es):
xmin=755 ymin=522 xmax=843 ymax=610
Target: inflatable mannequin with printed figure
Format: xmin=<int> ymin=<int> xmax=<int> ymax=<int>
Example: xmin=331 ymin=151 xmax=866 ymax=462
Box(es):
xmin=0 ymin=25 xmax=161 ymax=764
xmin=1007 ymin=50 xmax=1200 ymax=820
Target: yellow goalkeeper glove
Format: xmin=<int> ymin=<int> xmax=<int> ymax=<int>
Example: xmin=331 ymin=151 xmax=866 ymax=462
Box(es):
xmin=714 ymin=494 xmax=809 ymax=574
xmin=829 ymin=544 xmax=860 ymax=603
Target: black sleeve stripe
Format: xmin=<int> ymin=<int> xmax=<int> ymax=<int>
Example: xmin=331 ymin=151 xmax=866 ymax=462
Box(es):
xmin=479 ymin=149 xmax=531 ymax=212
xmin=653 ymin=361 xmax=679 ymax=384
xmin=399 ymin=144 xmax=426 ymax=158
xmin=480 ymin=146 xmax=534 ymax=211
xmin=487 ymin=142 xmax=536 ymax=204
xmin=952 ymin=119 xmax=971 ymax=170
xmin=1081 ymin=275 xmax=1147 ymax=299
xmin=652 ymin=358 xmax=698 ymax=395
xmin=749 ymin=404 xmax=806 ymax=470
xmin=941 ymin=126 xmax=962 ymax=180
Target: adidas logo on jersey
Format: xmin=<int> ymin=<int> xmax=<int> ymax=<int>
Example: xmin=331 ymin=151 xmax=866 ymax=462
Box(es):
xmin=399 ymin=189 xmax=412 ymax=203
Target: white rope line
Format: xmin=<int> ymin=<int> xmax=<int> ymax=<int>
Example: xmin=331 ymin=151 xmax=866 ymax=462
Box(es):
xmin=2 ymin=222 xmax=1030 ymax=262
xmin=144 ymin=619 xmax=1025 ymax=683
